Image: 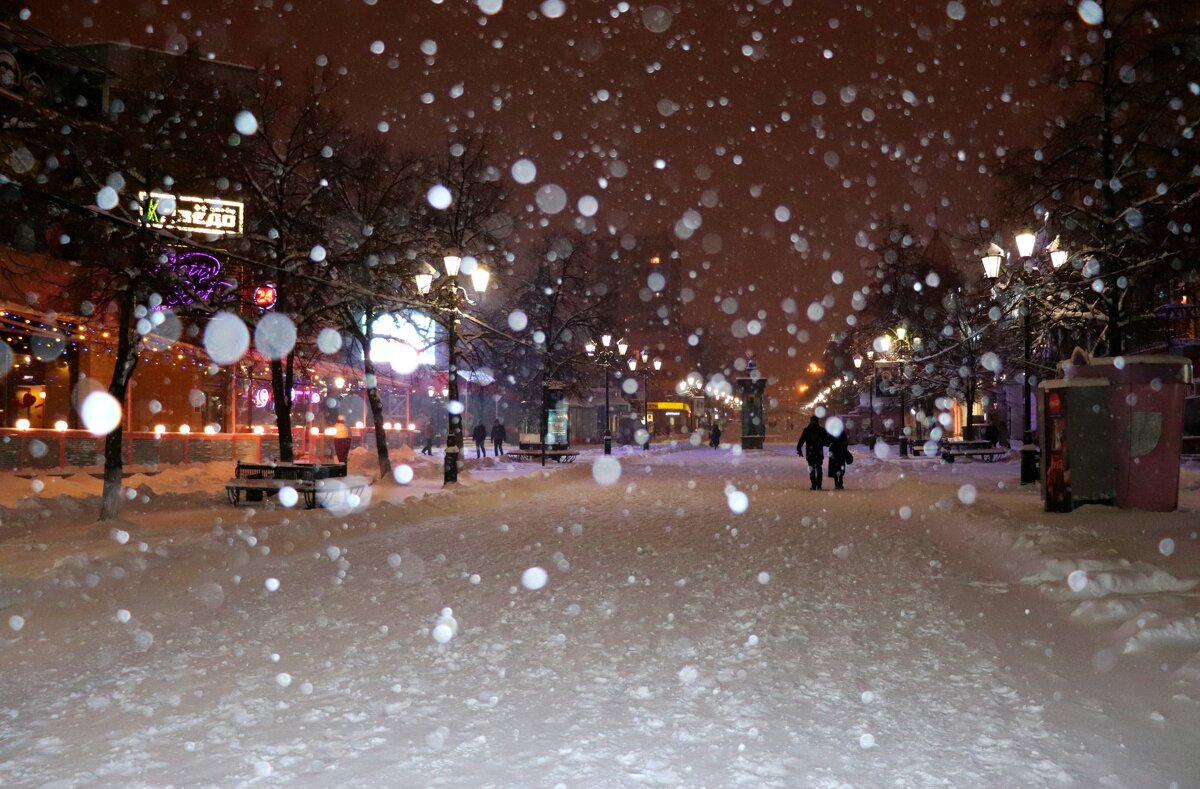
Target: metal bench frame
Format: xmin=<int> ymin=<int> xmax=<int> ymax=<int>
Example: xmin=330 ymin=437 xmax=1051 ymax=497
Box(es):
xmin=225 ymin=477 xmax=367 ymax=509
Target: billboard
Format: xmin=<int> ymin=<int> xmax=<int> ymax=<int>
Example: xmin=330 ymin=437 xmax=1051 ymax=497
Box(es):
xmin=138 ymin=191 xmax=245 ymax=236
xmin=370 ymin=311 xmax=439 ymax=371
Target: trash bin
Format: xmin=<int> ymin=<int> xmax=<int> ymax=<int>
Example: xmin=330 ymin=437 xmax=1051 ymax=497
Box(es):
xmin=1060 ymin=354 xmax=1193 ymax=511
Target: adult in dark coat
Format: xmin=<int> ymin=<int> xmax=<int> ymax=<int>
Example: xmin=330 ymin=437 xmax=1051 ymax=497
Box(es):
xmin=472 ymin=422 xmax=488 ymax=458
xmin=796 ymin=415 xmax=832 ymax=490
xmin=420 ymin=421 xmax=434 ymax=455
xmin=490 ymin=419 xmax=507 ymax=456
xmin=827 ymin=432 xmax=850 ymax=490
xmin=708 ymin=423 xmax=722 ymax=448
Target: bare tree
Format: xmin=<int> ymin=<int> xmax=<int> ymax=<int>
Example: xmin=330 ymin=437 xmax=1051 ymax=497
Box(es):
xmin=997 ymin=0 xmax=1200 ymax=355
xmin=234 ymin=67 xmax=350 ymax=462
xmin=326 ymin=139 xmax=428 ymax=478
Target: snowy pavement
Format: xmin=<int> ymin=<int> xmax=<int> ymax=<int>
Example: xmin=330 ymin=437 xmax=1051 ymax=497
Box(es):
xmin=1 ymin=443 xmax=1198 ymax=787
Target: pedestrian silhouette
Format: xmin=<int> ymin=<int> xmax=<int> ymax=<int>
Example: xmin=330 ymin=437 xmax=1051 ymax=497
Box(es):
xmin=827 ymin=431 xmax=852 ymax=490
xmin=796 ymin=415 xmax=832 ymax=490
xmin=472 ymin=422 xmax=488 ymax=458
xmin=421 ymin=421 xmax=434 ymax=455
xmin=333 ymin=415 xmax=351 ymax=463
xmin=491 ymin=419 xmax=507 ymax=456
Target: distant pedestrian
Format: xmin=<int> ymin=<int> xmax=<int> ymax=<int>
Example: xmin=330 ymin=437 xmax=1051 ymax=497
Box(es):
xmin=491 ymin=419 xmax=507 ymax=456
xmin=472 ymin=422 xmax=488 ymax=458
xmin=333 ymin=415 xmax=351 ymax=464
xmin=796 ymin=415 xmax=832 ymax=491
xmin=421 ymin=421 xmax=434 ymax=455
xmin=984 ymin=423 xmax=999 ymax=447
xmin=708 ymin=423 xmax=722 ymax=448
xmin=827 ymin=431 xmax=852 ymax=490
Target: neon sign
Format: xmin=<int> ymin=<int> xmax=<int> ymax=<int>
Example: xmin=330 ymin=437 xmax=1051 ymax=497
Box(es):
xmin=252 ymin=388 xmax=270 ymax=408
xmin=148 ymin=248 xmax=233 ymax=308
xmin=253 ymin=284 xmax=277 ymax=309
xmin=138 ymin=191 xmax=245 ymax=236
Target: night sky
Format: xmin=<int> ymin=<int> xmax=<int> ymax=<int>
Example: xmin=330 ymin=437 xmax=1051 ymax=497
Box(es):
xmin=36 ymin=0 xmax=1058 ymax=391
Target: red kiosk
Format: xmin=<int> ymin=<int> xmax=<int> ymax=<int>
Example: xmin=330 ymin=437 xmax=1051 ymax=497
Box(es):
xmin=1041 ymin=352 xmax=1193 ymax=512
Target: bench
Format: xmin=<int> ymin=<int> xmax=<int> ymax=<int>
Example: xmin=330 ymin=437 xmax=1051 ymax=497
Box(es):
xmin=941 ymin=447 xmax=1009 ymax=463
xmin=225 ymin=476 xmax=368 ymax=509
xmin=505 ymin=449 xmax=580 ymax=464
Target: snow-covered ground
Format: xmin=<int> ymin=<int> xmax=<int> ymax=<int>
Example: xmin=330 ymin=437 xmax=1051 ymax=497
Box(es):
xmin=1 ymin=442 xmax=1198 ymax=788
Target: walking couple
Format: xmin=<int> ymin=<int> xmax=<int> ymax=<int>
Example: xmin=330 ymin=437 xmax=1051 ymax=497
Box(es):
xmin=796 ymin=415 xmax=853 ymax=490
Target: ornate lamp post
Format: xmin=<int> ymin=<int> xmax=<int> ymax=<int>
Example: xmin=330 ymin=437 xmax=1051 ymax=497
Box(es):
xmin=627 ymin=353 xmax=662 ymax=449
xmin=981 ymin=231 xmax=1068 ymax=485
xmin=415 ymin=252 xmax=491 ymax=485
xmin=585 ymin=333 xmax=627 ymax=455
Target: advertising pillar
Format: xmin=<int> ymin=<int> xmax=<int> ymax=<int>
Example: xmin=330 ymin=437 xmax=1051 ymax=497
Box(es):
xmin=736 ymin=361 xmax=767 ymax=450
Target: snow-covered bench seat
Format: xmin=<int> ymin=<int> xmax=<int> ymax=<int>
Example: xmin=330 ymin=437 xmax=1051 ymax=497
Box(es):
xmin=940 ymin=447 xmax=1009 ymax=463
xmin=504 ymin=449 xmax=580 ymax=463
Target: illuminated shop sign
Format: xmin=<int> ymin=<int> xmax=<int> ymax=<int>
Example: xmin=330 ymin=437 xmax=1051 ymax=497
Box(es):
xmin=138 ymin=191 xmax=245 ymax=236
xmin=148 ymin=248 xmax=233 ymax=308
xmin=253 ymin=284 xmax=277 ymax=309
xmin=253 ymin=387 xmax=270 ymax=408
xmin=371 ymin=311 xmax=438 ymax=367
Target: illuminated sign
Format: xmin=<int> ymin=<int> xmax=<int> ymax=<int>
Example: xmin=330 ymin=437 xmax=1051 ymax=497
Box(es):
xmin=148 ymin=248 xmax=233 ymax=308
xmin=253 ymin=284 xmax=277 ymax=309
xmin=647 ymin=401 xmax=689 ymax=410
xmin=139 ymin=191 xmax=244 ymax=236
xmin=252 ymin=388 xmax=270 ymax=408
xmin=371 ymin=312 xmax=439 ymax=367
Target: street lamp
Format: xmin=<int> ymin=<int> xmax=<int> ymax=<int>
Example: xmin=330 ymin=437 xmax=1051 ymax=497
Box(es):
xmin=628 ymin=353 xmax=662 ymax=449
xmin=415 ymin=251 xmax=491 ymax=485
xmin=872 ymin=327 xmax=921 ymax=454
xmin=585 ymin=333 xmax=627 ymax=455
xmin=980 ymin=231 xmax=1068 ymax=485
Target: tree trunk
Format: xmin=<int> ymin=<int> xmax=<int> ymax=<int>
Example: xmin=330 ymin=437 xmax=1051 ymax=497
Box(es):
xmin=271 ymin=356 xmax=294 ymax=462
xmin=965 ymin=358 xmax=977 ymax=439
xmin=363 ymin=354 xmax=392 ymax=479
xmin=99 ymin=291 xmax=139 ymax=521
xmin=344 ymin=308 xmax=392 ymax=479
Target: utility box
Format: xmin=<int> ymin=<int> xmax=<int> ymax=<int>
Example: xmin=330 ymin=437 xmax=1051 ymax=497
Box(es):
xmin=1060 ymin=354 xmax=1193 ymax=512
xmin=1038 ymin=380 xmax=1114 ymax=512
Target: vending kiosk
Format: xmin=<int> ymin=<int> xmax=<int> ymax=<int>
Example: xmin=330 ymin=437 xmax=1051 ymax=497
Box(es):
xmin=1038 ymin=379 xmax=1115 ymax=513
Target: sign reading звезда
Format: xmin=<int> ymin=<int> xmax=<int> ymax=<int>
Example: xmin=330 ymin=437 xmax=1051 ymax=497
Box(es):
xmin=138 ymin=191 xmax=244 ymax=236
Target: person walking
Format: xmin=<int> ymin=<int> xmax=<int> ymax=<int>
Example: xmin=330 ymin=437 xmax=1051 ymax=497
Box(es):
xmin=420 ymin=420 xmax=434 ymax=455
xmin=827 ymin=431 xmax=852 ymax=490
xmin=472 ymin=422 xmax=488 ymax=459
xmin=491 ymin=419 xmax=507 ymax=456
xmin=796 ymin=415 xmax=831 ymax=490
xmin=708 ymin=423 xmax=722 ymax=448
xmin=333 ymin=415 xmax=352 ymax=464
